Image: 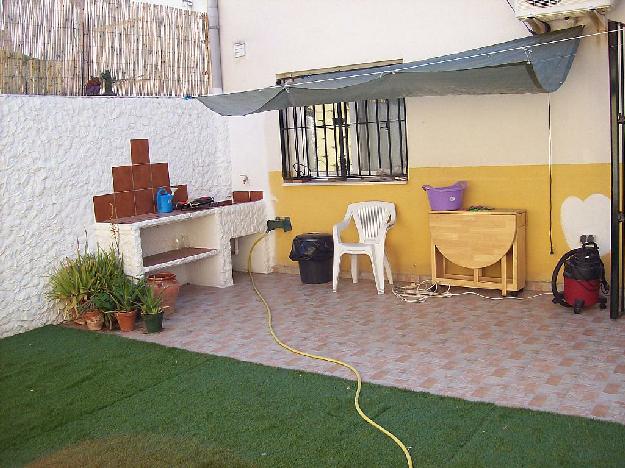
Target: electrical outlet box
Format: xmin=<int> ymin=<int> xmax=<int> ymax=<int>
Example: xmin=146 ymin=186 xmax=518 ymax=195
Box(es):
xmin=233 ymin=41 xmax=246 ymax=58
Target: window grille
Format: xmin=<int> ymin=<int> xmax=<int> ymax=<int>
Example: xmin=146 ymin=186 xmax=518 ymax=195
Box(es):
xmin=279 ymin=98 xmax=408 ymax=182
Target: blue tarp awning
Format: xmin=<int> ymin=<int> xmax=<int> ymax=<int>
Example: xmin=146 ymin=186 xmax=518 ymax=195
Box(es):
xmin=198 ymin=26 xmax=583 ymax=116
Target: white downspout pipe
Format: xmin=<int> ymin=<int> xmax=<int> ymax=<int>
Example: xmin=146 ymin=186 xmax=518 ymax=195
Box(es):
xmin=206 ymin=0 xmax=223 ymax=93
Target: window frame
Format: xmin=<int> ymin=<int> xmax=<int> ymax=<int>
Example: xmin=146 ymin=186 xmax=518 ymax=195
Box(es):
xmin=278 ymin=97 xmax=409 ymax=183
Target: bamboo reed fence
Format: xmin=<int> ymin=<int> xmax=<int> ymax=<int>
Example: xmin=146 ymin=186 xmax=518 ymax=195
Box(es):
xmin=0 ymin=0 xmax=211 ymax=96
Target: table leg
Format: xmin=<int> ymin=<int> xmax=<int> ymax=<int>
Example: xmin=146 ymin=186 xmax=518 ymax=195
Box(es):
xmin=501 ymin=256 xmax=507 ymax=296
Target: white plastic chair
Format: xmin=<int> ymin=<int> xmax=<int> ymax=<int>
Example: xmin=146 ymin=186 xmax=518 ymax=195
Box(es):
xmin=332 ymin=201 xmax=396 ymax=294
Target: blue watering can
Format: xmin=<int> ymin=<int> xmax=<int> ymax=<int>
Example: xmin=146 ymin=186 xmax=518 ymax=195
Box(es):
xmin=155 ymin=187 xmax=174 ymax=213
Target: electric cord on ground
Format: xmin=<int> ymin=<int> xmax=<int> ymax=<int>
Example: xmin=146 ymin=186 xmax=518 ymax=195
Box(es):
xmin=393 ymin=280 xmax=551 ymax=304
xmin=248 ymin=234 xmax=413 ymax=468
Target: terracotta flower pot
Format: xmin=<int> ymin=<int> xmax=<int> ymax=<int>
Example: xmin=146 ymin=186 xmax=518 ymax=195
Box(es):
xmin=147 ymin=272 xmax=180 ymax=316
xmin=115 ymin=310 xmax=137 ymax=332
xmin=83 ymin=310 xmax=104 ymax=331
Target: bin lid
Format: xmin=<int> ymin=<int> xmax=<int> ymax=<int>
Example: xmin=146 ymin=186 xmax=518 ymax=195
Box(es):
xmin=293 ymin=232 xmax=332 ymax=240
xmin=290 ymin=232 xmax=334 ymax=261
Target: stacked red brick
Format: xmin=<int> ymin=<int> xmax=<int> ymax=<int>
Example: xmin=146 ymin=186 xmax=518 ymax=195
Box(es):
xmin=93 ymin=139 xmax=188 ymax=222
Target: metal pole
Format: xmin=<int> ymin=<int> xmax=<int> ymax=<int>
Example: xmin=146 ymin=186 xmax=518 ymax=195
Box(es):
xmin=322 ymin=104 xmax=329 ymax=177
xmin=279 ymin=110 xmax=289 ymax=180
xmin=336 ymin=103 xmax=348 ymax=179
xmin=206 ymin=0 xmax=222 ymax=93
xmin=292 ymin=107 xmax=301 ymax=178
xmin=313 ymin=105 xmax=320 ymax=178
xmin=386 ymin=99 xmax=392 ymax=175
xmin=354 ymin=101 xmax=363 ymax=177
xmin=398 ymin=98 xmax=405 ymax=176
xmin=365 ymin=100 xmax=372 ymax=176
xmin=608 ymin=21 xmax=623 ymax=319
xmin=620 ymin=26 xmax=625 ymax=316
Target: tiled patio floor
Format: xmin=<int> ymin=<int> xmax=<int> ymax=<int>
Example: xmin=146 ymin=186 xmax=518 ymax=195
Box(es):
xmin=123 ymin=272 xmax=625 ymax=424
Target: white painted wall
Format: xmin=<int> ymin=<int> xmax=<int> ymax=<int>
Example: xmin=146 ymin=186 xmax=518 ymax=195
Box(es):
xmin=218 ymin=0 xmax=620 ymax=172
xmin=219 ymin=0 xmax=527 ymax=91
xmin=0 ymin=95 xmax=231 ymax=338
xmin=227 ymin=114 xmax=278 ymax=269
xmin=229 ymin=114 xmax=273 ymax=195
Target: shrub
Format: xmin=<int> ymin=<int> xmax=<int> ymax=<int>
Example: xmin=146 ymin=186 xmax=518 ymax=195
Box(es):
xmin=47 ymin=246 xmax=125 ymax=321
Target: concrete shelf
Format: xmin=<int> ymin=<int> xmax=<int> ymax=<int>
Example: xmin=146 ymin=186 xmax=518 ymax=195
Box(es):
xmin=143 ymin=247 xmax=218 ymax=274
xmin=94 ymin=201 xmax=268 ymax=287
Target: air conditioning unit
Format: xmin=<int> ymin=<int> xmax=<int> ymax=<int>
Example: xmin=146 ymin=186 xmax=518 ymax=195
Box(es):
xmin=514 ymin=0 xmax=614 ymax=21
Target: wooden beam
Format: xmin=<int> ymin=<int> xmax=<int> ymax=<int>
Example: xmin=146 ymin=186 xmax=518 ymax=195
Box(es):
xmin=276 ymin=59 xmax=403 ymax=81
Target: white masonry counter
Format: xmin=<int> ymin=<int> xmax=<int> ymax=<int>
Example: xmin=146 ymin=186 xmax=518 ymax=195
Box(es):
xmin=94 ymin=201 xmax=268 ymax=287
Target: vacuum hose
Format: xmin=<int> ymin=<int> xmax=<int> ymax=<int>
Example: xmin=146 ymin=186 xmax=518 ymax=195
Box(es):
xmin=248 ymin=234 xmax=413 ymax=468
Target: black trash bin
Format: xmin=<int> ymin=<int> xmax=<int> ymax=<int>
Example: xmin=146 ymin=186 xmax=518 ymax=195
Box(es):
xmin=289 ymin=233 xmax=334 ymax=284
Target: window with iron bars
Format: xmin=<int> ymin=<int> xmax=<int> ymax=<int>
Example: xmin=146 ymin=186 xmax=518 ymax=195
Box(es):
xmin=279 ymin=98 xmax=408 ymax=182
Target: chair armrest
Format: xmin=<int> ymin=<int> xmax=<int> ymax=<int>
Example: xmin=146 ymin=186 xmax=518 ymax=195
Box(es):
xmin=333 ymin=219 xmax=351 ymax=243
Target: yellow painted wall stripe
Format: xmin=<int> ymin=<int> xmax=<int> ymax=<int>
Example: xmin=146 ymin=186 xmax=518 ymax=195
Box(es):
xmin=269 ymin=163 xmax=610 ymax=282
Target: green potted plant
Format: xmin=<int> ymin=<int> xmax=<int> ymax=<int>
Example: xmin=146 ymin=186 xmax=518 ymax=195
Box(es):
xmin=110 ymin=276 xmax=138 ymax=332
xmin=47 ymin=251 xmax=98 ymax=322
xmin=100 ymin=70 xmax=117 ymax=96
xmin=47 ymin=242 xmax=127 ymax=329
xmin=138 ymin=281 xmax=164 ymax=333
xmin=47 ymin=244 xmax=125 ymax=322
xmin=91 ymin=291 xmax=117 ymax=330
xmin=92 ymin=247 xmax=125 ymax=329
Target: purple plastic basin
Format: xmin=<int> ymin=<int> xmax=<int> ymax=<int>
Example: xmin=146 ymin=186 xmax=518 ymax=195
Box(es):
xmin=422 ymin=181 xmax=467 ymax=211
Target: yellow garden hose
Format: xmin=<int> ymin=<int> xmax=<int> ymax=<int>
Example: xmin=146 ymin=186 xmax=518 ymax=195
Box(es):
xmin=248 ymin=234 xmax=413 ymax=468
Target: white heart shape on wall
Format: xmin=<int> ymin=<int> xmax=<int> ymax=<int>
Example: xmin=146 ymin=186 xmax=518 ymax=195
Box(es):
xmin=560 ymin=194 xmax=611 ymax=254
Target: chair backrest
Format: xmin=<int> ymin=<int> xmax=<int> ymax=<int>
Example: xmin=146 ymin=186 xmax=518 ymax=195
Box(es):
xmin=346 ymin=201 xmax=396 ymax=243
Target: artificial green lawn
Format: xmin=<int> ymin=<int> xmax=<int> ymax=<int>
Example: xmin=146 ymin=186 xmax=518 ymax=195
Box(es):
xmin=1 ymin=326 xmax=625 ymax=467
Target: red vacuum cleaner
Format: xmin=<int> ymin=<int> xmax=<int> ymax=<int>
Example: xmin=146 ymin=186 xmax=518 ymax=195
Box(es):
xmin=552 ymin=238 xmax=609 ymax=314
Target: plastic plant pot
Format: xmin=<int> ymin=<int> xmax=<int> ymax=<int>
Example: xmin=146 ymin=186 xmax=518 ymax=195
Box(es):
xmin=143 ymin=312 xmax=164 ymax=333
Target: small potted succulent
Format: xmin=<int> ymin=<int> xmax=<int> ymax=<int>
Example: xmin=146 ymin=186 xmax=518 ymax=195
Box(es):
xmin=100 ymin=70 xmax=117 ymax=96
xmin=139 ymin=282 xmax=164 ymax=333
xmin=110 ymin=277 xmax=138 ymax=332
